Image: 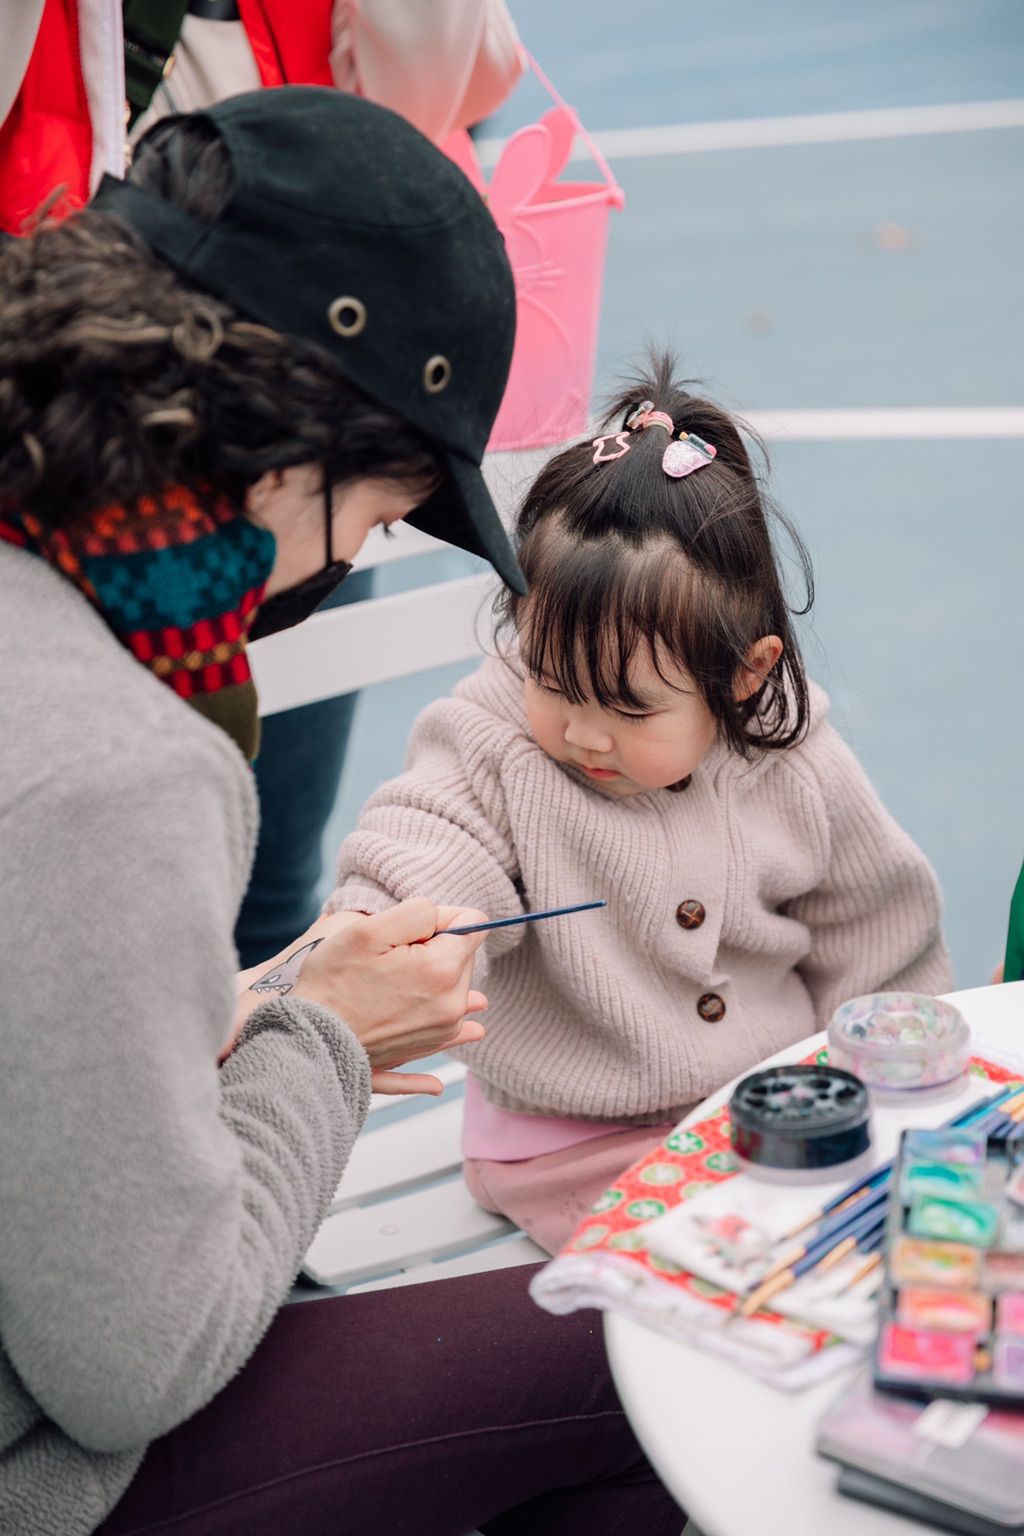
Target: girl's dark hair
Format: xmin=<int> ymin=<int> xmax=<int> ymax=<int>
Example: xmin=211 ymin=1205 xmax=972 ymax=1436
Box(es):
xmin=499 ymin=353 xmax=814 ymax=755
xmin=0 ymin=117 xmax=442 ymax=527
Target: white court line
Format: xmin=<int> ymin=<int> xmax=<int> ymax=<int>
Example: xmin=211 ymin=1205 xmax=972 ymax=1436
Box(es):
xmin=475 ymin=98 xmax=1024 ymax=166
xmin=744 ymin=408 xmax=1024 ymax=441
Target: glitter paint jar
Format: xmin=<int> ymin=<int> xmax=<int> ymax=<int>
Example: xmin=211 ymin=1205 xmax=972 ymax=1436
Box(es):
xmin=827 ymin=992 xmax=970 ymax=1092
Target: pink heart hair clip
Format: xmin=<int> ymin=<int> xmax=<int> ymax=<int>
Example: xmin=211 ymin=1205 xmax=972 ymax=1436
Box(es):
xmin=591 ymin=431 xmax=631 ymax=463
xmin=662 ymin=431 xmax=717 ymax=479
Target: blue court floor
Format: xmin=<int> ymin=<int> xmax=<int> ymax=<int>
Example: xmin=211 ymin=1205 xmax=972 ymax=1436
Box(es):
xmin=323 ymin=0 xmax=1024 ymax=988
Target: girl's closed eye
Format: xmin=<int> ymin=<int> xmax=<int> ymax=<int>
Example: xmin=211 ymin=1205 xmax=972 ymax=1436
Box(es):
xmin=529 ymin=670 xmax=565 ymax=699
xmin=533 ymin=675 xmax=653 ymax=721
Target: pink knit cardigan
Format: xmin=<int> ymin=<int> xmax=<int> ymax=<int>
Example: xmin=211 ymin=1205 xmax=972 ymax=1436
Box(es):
xmin=328 ymin=658 xmax=952 ymax=1125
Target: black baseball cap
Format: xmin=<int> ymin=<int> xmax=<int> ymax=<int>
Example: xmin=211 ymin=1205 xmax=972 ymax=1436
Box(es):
xmin=93 ymin=86 xmax=526 ymax=593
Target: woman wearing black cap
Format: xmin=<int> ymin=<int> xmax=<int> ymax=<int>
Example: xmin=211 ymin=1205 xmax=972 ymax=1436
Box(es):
xmin=0 ymin=89 xmax=681 ymax=1536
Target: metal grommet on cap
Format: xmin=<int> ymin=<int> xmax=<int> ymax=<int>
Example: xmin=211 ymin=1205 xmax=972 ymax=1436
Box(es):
xmin=423 ymin=355 xmax=452 ymax=394
xmin=327 ymin=296 xmax=367 ymax=338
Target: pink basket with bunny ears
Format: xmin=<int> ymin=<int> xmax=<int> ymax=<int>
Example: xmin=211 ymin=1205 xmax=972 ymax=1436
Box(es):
xmin=445 ymin=54 xmax=625 ymax=453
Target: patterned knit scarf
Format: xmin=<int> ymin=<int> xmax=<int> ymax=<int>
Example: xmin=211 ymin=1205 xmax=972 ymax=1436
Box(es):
xmin=0 ymin=488 xmax=275 ymax=760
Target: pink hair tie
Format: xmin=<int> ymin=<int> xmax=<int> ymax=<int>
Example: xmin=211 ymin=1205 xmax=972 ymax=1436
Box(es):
xmin=593 ymin=399 xmax=673 ymax=464
xmin=626 ymin=401 xmax=675 ymax=435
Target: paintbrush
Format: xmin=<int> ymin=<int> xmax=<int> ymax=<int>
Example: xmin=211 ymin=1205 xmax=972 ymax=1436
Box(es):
xmin=778 ymin=1168 xmax=891 ymax=1246
xmin=755 ymin=1186 xmax=890 ymax=1288
xmin=984 ymin=1114 xmax=1024 ymax=1143
xmin=777 ymin=1086 xmax=1022 ymax=1245
xmin=440 ymin=900 xmax=606 ymax=936
xmin=845 ymin=1246 xmax=883 ymax=1291
xmin=735 ymin=1205 xmax=887 ymax=1320
xmin=976 ymin=1092 xmax=1024 ymax=1139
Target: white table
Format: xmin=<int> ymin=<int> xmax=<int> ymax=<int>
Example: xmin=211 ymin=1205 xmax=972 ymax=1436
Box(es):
xmin=605 ymin=982 xmax=1024 ymax=1536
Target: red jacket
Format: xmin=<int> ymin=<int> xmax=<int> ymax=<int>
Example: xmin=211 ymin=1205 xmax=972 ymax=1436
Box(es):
xmin=238 ymin=0 xmax=334 ymax=88
xmin=0 ymin=0 xmax=93 ymax=233
xmin=0 ymin=0 xmax=520 ymax=235
xmin=0 ymin=0 xmax=333 ymax=235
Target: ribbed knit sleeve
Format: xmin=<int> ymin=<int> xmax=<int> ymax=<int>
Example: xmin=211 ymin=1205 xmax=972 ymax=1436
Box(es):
xmin=784 ymin=719 xmax=953 ymax=1020
xmin=326 ymin=681 xmax=526 ymax=974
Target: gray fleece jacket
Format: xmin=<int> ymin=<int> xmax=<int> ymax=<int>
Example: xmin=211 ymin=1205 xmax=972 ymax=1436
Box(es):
xmin=0 ymin=542 xmax=371 ymax=1535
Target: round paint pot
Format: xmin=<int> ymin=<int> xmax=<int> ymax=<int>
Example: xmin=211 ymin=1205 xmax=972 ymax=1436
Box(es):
xmin=729 ymin=1064 xmax=871 ymax=1171
xmin=827 ymin=992 xmax=970 ymax=1092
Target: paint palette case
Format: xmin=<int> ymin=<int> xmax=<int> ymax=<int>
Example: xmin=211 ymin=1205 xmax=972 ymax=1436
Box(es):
xmin=836 ymin=1466 xmax=1023 ymax=1536
xmin=873 ymin=1126 xmax=1024 ymax=1406
xmin=818 ymin=1371 xmax=1024 ymax=1530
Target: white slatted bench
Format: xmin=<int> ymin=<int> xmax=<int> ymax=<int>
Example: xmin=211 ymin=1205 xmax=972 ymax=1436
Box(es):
xmin=251 ymin=464 xmax=552 ymax=1294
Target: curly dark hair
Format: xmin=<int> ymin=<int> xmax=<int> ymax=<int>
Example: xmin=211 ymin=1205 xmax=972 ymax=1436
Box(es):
xmin=497 ymin=352 xmax=815 ymax=757
xmin=0 ymin=116 xmax=442 ymax=527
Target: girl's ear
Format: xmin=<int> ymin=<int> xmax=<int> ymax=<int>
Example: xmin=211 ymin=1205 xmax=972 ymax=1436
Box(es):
xmin=734 ymin=635 xmax=784 ymax=702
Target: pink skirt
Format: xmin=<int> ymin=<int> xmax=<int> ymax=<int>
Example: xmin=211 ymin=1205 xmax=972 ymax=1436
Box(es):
xmin=464 ymin=1126 xmax=669 ymax=1256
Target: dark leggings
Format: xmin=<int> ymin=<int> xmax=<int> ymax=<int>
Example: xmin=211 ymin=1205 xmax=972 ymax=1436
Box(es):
xmin=98 ymin=1265 xmax=684 ymax=1536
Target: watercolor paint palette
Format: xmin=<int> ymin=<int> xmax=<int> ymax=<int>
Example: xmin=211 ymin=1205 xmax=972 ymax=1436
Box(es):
xmin=874 ymin=1125 xmax=1024 ymax=1405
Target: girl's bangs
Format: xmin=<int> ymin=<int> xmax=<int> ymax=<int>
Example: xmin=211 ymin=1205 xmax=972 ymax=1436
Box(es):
xmin=517 ymin=534 xmax=700 ymax=710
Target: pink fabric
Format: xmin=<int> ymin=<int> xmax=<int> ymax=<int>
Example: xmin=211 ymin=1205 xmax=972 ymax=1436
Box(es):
xmin=464 ymin=1127 xmax=669 ymax=1256
xmin=462 ymin=1073 xmax=638 ymax=1160
xmin=330 ymin=0 xmax=524 ymax=145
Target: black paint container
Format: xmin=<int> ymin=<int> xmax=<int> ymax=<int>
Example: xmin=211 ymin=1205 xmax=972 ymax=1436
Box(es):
xmin=729 ymin=1064 xmax=871 ymax=1170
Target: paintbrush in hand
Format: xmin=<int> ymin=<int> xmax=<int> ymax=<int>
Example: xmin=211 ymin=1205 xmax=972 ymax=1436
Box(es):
xmin=441 ymin=900 xmax=606 ymax=935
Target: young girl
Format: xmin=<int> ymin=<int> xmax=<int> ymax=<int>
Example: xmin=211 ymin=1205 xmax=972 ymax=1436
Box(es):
xmin=327 ymin=355 xmax=952 ymax=1254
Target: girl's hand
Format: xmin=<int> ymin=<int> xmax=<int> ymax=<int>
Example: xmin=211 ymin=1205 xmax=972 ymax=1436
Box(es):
xmin=223 ymin=901 xmax=489 ymax=1080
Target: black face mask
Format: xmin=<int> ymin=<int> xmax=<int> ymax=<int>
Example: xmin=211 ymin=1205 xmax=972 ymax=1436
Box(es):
xmin=249 ymin=483 xmax=353 ymax=642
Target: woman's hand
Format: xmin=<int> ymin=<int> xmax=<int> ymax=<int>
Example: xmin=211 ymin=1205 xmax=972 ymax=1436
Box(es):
xmin=223 ymin=909 xmax=364 ymax=1063
xmin=292 ymin=899 xmax=488 ymax=1059
xmin=224 ymin=901 xmax=489 ymax=1091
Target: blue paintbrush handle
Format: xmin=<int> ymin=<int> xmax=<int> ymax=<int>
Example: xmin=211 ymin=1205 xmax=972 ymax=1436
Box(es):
xmin=817 ymin=1085 xmax=1018 ymax=1220
xmin=822 ymin=1164 xmax=891 ymax=1216
xmin=441 ymin=900 xmax=607 ymax=937
xmin=796 ymin=1207 xmax=886 ymax=1277
xmin=815 ymin=1185 xmax=888 ymax=1242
